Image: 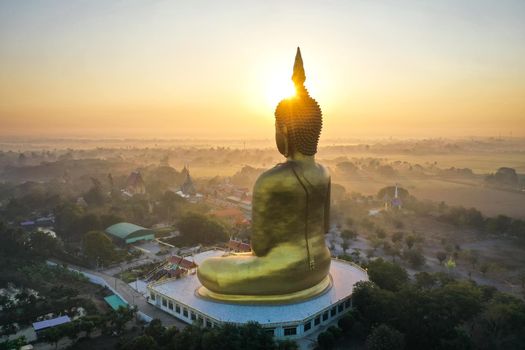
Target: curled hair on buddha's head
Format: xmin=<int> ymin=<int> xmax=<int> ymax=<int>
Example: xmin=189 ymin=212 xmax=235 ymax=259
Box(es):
xmin=274 ymin=47 xmax=323 ymax=157
xmin=275 ymin=99 xmax=322 ymax=156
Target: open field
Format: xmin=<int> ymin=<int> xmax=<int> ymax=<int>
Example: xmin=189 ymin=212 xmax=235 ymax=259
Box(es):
xmin=350 ymin=152 xmax=525 ymax=173
xmin=337 ymin=177 xmax=525 ymax=219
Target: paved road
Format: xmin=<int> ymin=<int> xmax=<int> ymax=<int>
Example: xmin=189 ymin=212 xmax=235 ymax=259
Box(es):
xmin=101 ymin=256 xmax=160 ymax=276
xmin=102 ymin=272 xmax=186 ymax=328
xmin=50 ymin=260 xmax=186 ymax=329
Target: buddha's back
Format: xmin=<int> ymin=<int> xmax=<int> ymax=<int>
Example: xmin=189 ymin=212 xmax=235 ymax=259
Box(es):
xmin=251 ymin=160 xmax=331 ymax=274
xmin=197 ymin=47 xmax=332 ymax=300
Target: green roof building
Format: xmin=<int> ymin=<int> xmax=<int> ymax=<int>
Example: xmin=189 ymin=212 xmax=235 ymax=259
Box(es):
xmin=104 ymin=294 xmax=128 ymax=310
xmin=105 ymin=222 xmax=155 ymax=244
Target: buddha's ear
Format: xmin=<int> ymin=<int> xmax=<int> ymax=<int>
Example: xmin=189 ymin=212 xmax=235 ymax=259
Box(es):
xmin=276 ymin=122 xmax=290 ymax=157
xmin=282 ymin=125 xmax=290 ymax=157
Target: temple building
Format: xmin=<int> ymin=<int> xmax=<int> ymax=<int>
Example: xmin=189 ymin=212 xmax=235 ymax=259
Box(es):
xmin=180 ymin=165 xmax=196 ymax=196
xmin=176 ymin=165 xmax=202 ymax=202
xmin=145 ymin=255 xmax=198 ymax=282
xmin=384 ymin=183 xmax=403 ymax=210
xmin=227 ymin=238 xmax=251 ymax=253
xmin=391 ymin=183 xmax=403 ymax=209
xmin=124 ymin=170 xmax=146 ymax=196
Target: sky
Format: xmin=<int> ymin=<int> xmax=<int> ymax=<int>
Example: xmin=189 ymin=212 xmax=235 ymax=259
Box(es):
xmin=1 ymin=0 xmax=524 ymax=139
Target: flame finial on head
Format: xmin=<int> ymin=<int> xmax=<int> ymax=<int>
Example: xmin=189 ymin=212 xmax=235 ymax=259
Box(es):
xmin=292 ymin=47 xmax=306 ymax=86
xmin=276 ymin=47 xmax=322 ymax=156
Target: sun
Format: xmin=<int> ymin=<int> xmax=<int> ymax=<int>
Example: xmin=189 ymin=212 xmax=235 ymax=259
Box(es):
xmin=263 ymin=72 xmax=297 ymax=110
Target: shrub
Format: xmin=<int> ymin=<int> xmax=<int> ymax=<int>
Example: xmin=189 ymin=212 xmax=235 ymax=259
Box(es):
xmin=366 ymin=324 xmax=405 ymax=350
xmin=317 ymin=331 xmax=335 ymax=350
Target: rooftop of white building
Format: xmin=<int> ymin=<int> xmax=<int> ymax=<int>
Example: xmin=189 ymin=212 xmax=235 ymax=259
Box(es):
xmin=149 ymin=254 xmax=368 ymax=325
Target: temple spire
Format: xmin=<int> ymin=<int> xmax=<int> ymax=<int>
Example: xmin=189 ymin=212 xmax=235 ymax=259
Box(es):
xmin=292 ymin=47 xmax=306 ymax=86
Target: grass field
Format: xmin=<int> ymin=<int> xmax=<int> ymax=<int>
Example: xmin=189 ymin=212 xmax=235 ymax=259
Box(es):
xmin=337 ymin=177 xmax=525 ymax=219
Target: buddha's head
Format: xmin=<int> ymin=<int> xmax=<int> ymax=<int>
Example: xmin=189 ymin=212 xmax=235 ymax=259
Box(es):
xmin=275 ymin=47 xmax=322 ymax=158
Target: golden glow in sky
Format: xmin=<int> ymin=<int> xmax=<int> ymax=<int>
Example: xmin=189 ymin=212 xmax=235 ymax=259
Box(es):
xmin=263 ymin=71 xmax=296 ymax=110
xmin=0 ymin=0 xmax=524 ymax=139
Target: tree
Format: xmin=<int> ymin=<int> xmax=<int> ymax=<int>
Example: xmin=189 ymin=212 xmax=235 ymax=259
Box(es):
xmin=414 ymin=272 xmax=438 ymax=289
xmin=391 ymin=231 xmax=404 ymax=243
xmin=54 ymin=203 xmax=84 ymax=241
xmin=341 ymin=239 xmax=350 ymax=254
xmin=124 ymin=335 xmax=158 ymax=350
xmin=480 ymin=262 xmax=490 ymax=276
xmin=405 ymin=235 xmax=416 ymax=250
xmin=338 ymin=313 xmax=354 ymax=333
xmin=144 ymin=319 xmax=165 ymax=339
xmin=463 ymin=249 xmax=479 ymax=270
xmin=341 ymin=229 xmax=357 ymax=240
xmin=82 ymin=231 xmax=116 ymax=265
xmin=370 ymin=237 xmax=383 ymax=250
xmin=83 ymin=178 xmax=107 ymax=207
xmin=350 ymin=249 xmax=361 ymax=263
xmin=0 ymin=336 xmax=27 ymax=350
xmin=62 ymin=322 xmax=80 ymax=342
xmin=485 ymin=167 xmax=519 ymax=187
xmin=78 ymin=319 xmax=95 ymax=339
xmin=277 ymin=340 xmax=298 ymax=350
xmin=327 ymin=326 xmax=342 ymax=339
xmin=403 ymin=249 xmax=425 ymax=268
xmin=108 ymin=306 xmax=136 ymax=335
xmin=486 ymin=215 xmax=512 ymax=235
xmin=158 ymin=191 xmax=185 ymax=222
xmin=367 ymin=258 xmax=408 ymax=292
xmin=375 ymin=228 xmax=386 ymax=239
xmin=436 ymin=251 xmax=447 ymax=265
xmin=434 ymin=282 xmax=483 ymax=323
xmin=473 ymin=293 xmax=525 ymax=349
xmin=366 ymin=324 xmax=405 ymax=350
xmin=361 ymin=218 xmax=375 ymax=230
xmin=176 ymin=213 xmax=228 ymax=245
xmin=317 ymin=331 xmax=335 ymax=350
xmin=100 ymin=214 xmax=125 ymax=230
xmin=0 ymin=222 xmax=29 ymax=259
xmin=30 ymin=230 xmax=59 ymax=258
xmin=40 ymin=327 xmax=62 ymax=349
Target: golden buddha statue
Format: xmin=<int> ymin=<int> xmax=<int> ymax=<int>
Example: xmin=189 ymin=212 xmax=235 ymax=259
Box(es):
xmin=197 ymin=47 xmax=331 ymax=303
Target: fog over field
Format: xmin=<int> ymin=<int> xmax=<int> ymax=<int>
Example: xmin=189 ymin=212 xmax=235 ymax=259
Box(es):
xmin=2 ymin=136 xmax=523 ymax=218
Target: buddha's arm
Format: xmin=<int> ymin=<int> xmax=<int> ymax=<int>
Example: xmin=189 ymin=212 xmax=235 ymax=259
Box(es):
xmin=250 ymin=176 xmax=275 ymax=256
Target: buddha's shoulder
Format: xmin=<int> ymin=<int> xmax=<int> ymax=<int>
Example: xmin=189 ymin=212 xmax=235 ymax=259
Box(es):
xmin=255 ymin=163 xmax=296 ymax=185
xmin=254 ymin=162 xmax=329 ymax=190
xmin=252 ymin=163 xmax=293 ymax=190
xmin=314 ymin=163 xmax=330 ymax=178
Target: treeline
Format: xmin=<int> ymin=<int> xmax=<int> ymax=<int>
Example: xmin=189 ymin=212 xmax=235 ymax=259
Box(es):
xmin=0 ymin=220 xmax=132 ymax=343
xmin=344 ymin=258 xmax=525 ymax=350
xmin=0 ymin=169 xmax=203 ymax=241
xmin=437 ymin=205 xmax=525 ymax=240
xmin=54 ymin=203 xmax=124 ymax=242
xmin=164 ymin=212 xmax=228 ymax=247
xmin=39 ymin=306 xmax=137 ymax=349
xmin=0 ymin=252 xmax=105 ymax=339
xmin=116 ymin=320 xmax=297 ymax=350
xmin=0 ymin=221 xmax=62 ymax=264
